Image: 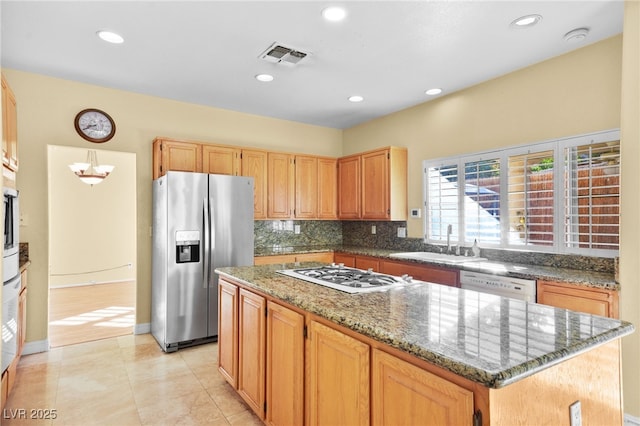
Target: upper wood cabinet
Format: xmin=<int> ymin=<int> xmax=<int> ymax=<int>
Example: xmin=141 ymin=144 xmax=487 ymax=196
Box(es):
xmin=537 ymin=280 xmax=619 ymax=318
xmin=337 ymin=155 xmax=361 ymax=219
xmin=241 ymin=149 xmax=268 ymax=219
xmin=318 ymin=158 xmax=338 ymax=219
xmin=268 ymin=152 xmax=294 ymax=219
xmin=203 ymin=144 xmax=240 ymax=176
xmin=152 ymin=137 xmax=339 ymax=220
xmin=295 ymin=155 xmax=319 ymax=219
xmin=338 ymin=147 xmax=407 ymax=220
xmin=2 ymin=73 xmax=18 ymax=174
xmin=152 ymin=138 xmax=202 ymax=179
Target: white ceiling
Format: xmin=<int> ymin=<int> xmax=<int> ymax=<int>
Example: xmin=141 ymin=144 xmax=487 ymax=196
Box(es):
xmin=0 ymin=1 xmax=624 ymax=129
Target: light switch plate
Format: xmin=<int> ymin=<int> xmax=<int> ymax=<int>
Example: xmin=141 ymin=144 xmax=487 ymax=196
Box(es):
xmin=371 ymin=225 xmax=376 ymax=234
xmin=397 ymin=227 xmax=406 ymax=238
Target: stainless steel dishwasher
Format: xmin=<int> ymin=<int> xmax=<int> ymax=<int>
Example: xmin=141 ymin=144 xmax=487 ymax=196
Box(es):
xmin=459 ymin=270 xmax=536 ymax=302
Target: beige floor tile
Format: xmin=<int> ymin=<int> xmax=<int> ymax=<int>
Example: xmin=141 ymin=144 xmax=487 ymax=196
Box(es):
xmin=129 ymin=369 xmax=203 ymax=408
xmin=136 ymin=388 xmax=225 ymax=426
xmin=207 ymin=383 xmax=252 ymax=419
xmin=225 ymin=409 xmax=264 ymax=426
xmin=4 ymin=335 xmax=256 ymax=426
xmin=117 ymin=333 xmax=157 ymax=349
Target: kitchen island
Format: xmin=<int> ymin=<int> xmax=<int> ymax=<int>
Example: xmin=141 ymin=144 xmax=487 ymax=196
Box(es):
xmin=215 ymin=263 xmax=634 ymax=426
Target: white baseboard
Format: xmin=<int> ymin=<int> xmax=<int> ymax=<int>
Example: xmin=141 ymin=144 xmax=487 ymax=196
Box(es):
xmin=626 ymin=414 xmax=640 ymax=426
xmin=22 ymin=339 xmax=49 ymax=355
xmin=134 ymin=323 xmax=151 ymax=335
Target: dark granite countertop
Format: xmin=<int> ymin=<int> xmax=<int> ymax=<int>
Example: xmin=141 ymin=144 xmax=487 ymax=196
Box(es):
xmin=254 ymin=245 xmax=618 ymax=290
xmin=216 ymin=263 xmax=634 ymax=389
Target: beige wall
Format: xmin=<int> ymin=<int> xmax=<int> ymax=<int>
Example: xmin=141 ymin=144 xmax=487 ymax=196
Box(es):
xmin=48 ymin=146 xmax=136 ymax=288
xmin=620 ymin=1 xmax=640 ymax=419
xmin=344 ymin=35 xmax=622 ymax=239
xmin=344 ymin=33 xmax=638 ymax=417
xmin=4 ymin=68 xmax=342 ymax=346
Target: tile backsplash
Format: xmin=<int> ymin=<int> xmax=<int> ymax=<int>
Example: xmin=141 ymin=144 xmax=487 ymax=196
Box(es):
xmin=255 ymin=220 xmax=614 ymax=273
xmin=255 ymin=220 xmax=342 ymax=249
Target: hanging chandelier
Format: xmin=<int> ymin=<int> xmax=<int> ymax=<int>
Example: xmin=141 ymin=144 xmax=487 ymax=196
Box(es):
xmin=68 ymin=150 xmax=114 ymax=186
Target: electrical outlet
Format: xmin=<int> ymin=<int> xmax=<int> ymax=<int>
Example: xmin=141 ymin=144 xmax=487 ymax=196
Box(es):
xmin=569 ymin=401 xmax=582 ymax=426
xmin=397 ymin=227 xmax=406 ymax=238
xmin=371 ymin=225 xmax=376 ymax=235
xmin=294 ymin=225 xmax=301 ymax=234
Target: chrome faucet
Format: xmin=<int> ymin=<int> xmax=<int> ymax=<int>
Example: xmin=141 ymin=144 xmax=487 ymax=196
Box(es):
xmin=446 ymin=224 xmax=452 ymax=254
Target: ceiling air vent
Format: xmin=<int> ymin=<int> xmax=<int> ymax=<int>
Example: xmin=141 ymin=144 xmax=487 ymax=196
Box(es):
xmin=259 ymin=42 xmax=309 ymax=66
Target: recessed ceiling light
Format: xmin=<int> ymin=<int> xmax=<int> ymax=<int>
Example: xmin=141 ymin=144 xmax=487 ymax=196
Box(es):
xmin=322 ymin=6 xmax=347 ymax=22
xmin=255 ymin=74 xmax=274 ymax=82
xmin=510 ymin=14 xmax=542 ymax=29
xmin=96 ymin=30 xmax=124 ymax=44
xmin=425 ymin=88 xmax=443 ymax=96
xmin=348 ymin=95 xmax=364 ymax=103
xmin=564 ymin=28 xmax=589 ymax=43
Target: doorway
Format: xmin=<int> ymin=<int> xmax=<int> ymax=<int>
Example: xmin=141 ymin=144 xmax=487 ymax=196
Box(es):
xmin=47 ymin=145 xmax=137 ymax=347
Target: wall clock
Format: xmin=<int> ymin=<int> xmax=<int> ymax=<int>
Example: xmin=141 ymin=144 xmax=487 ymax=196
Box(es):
xmin=74 ymin=108 xmax=116 ymax=143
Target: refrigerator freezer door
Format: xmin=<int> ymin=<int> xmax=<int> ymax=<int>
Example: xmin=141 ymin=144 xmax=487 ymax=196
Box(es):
xmin=208 ymin=175 xmax=255 ymax=336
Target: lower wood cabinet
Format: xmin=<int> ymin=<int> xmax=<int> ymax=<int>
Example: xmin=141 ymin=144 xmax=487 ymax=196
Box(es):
xmin=254 ymin=251 xmax=334 ymax=265
xmin=306 ymin=320 xmax=370 ymax=426
xmin=333 ymin=253 xmax=356 ymax=267
xmin=381 ymin=260 xmax=459 ymax=287
xmin=238 ymin=289 xmax=266 ymax=419
xmin=218 ymin=280 xmax=239 ymax=387
xmin=266 ymin=301 xmax=304 ymax=426
xmin=334 ymin=253 xmax=460 ymax=287
xmin=372 ymin=349 xmax=473 ymax=426
xmin=537 ymin=280 xmax=619 ymax=318
xmin=355 ymin=255 xmax=381 ymax=272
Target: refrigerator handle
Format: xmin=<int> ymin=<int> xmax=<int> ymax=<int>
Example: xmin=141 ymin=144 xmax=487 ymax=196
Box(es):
xmin=203 ymin=198 xmax=210 ymax=289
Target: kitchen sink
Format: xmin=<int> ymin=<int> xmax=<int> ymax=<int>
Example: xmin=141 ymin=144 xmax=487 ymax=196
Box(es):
xmin=389 ymin=252 xmax=487 ymax=264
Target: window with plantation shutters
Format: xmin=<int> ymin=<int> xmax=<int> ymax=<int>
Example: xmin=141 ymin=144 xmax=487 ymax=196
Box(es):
xmin=507 ymin=147 xmax=555 ymax=248
xmin=425 ymin=163 xmax=459 ymax=244
xmin=423 ymin=129 xmax=620 ymax=256
xmin=563 ymin=140 xmax=620 ymax=251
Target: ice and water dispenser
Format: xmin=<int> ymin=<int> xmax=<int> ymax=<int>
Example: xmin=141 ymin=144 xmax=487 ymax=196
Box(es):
xmin=175 ymin=230 xmax=200 ymax=263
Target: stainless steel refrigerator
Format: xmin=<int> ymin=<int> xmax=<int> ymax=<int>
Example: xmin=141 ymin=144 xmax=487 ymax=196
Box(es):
xmin=151 ymin=171 xmax=254 ymax=352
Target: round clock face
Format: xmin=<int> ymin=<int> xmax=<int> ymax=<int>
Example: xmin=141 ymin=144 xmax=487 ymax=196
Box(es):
xmin=74 ymin=109 xmax=116 ymax=143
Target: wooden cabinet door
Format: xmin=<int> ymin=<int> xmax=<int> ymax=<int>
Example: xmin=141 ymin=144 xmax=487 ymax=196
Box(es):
xmin=318 ymin=158 xmax=338 ymax=219
xmin=537 ymin=280 xmax=618 ymax=318
xmin=241 ymin=149 xmax=268 ymax=219
xmin=294 ymin=155 xmax=318 ymax=218
xmin=362 ymin=149 xmax=389 ymax=219
xmin=381 ymin=260 xmax=460 ymax=287
xmin=266 ymin=302 xmax=304 ymax=426
xmin=238 ymin=289 xmax=266 ymax=419
xmin=202 ymin=145 xmax=240 ymax=176
xmin=2 ymin=74 xmax=18 ymax=171
xmin=218 ymin=279 xmax=239 ymax=387
xmin=268 ymin=152 xmax=293 ymax=218
xmin=355 ymin=255 xmax=381 ymax=272
xmin=334 ymin=253 xmax=356 ymax=267
xmin=295 ymin=252 xmax=334 ymax=263
xmin=307 ymin=320 xmax=370 ymax=426
xmin=338 ymin=155 xmax=361 ymax=219
xmin=153 ymin=139 xmax=202 ymax=178
xmin=254 ymin=254 xmax=296 ymax=265
xmin=372 ymin=349 xmax=473 ymax=426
